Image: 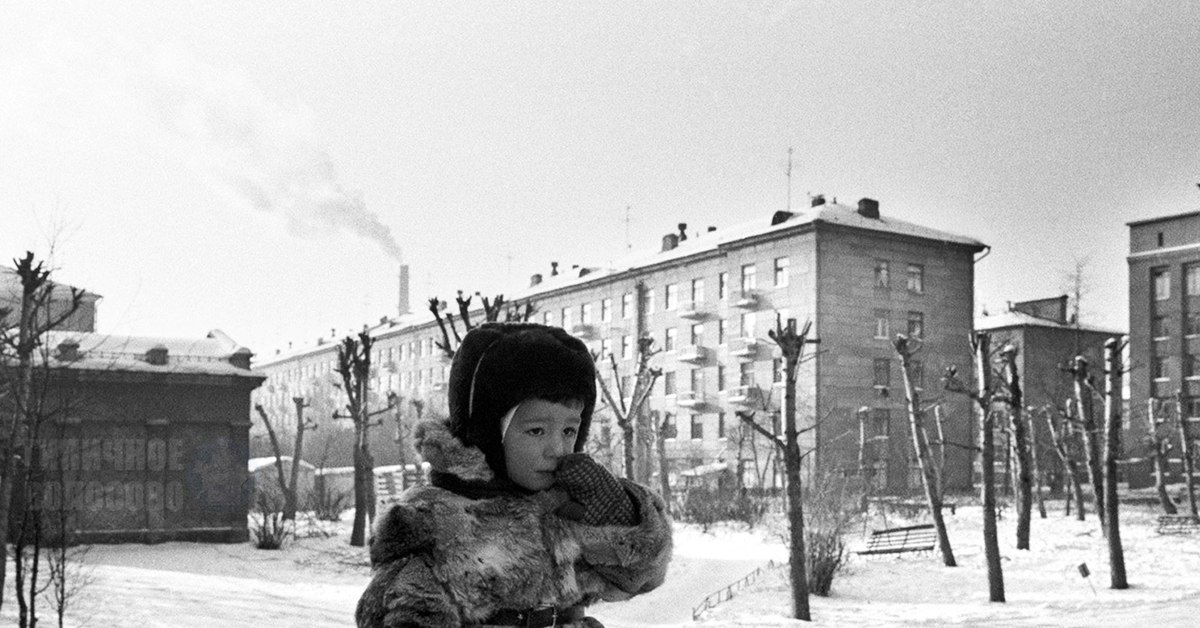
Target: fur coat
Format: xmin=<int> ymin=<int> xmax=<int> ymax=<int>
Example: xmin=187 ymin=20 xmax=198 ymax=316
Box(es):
xmin=356 ymin=419 xmax=673 ymax=628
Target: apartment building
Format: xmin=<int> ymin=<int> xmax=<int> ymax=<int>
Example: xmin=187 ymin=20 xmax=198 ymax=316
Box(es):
xmin=1128 ymin=210 xmax=1200 ymax=485
xmin=255 ymin=197 xmax=986 ymax=493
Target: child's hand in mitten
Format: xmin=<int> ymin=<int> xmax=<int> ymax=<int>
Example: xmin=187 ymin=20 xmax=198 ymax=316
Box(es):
xmin=553 ymin=453 xmax=637 ymax=526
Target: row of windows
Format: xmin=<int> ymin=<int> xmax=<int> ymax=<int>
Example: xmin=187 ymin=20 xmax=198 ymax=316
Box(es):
xmin=659 ymin=411 xmax=734 ymax=441
xmin=1151 ymin=312 xmax=1200 ymax=339
xmin=874 ymin=260 xmax=926 ymax=294
xmin=874 ymin=310 xmax=925 ymax=340
xmin=1150 ymin=354 xmax=1200 ymax=381
xmin=1151 ymin=264 xmax=1200 ymax=301
xmin=872 ymin=358 xmax=926 ymax=388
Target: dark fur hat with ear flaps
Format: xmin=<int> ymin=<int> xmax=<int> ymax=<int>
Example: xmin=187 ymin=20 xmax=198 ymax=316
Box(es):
xmin=447 ymin=322 xmax=597 ymax=479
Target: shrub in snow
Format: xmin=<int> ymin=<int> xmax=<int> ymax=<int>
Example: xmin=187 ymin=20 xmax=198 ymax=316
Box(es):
xmin=251 ymin=493 xmax=293 ymax=550
xmin=307 ymin=482 xmax=352 ymax=522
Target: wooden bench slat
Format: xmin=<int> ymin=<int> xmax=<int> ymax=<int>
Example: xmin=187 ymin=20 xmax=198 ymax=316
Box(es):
xmin=856 ymin=523 xmax=937 ymax=556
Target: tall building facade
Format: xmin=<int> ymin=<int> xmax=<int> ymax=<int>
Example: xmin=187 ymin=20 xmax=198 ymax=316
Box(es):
xmin=1128 ymin=211 xmax=1200 ymax=484
xmin=256 ymin=198 xmax=985 ymax=494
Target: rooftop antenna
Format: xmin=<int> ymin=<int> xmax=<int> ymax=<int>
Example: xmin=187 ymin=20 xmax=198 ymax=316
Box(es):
xmin=624 ymin=205 xmax=632 ymax=251
xmin=786 ymin=147 xmax=794 ymax=212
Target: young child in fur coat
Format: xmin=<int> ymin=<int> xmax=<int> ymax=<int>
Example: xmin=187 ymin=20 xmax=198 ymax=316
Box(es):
xmin=356 ymin=323 xmax=673 ymax=628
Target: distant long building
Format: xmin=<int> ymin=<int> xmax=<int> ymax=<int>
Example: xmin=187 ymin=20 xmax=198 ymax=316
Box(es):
xmin=256 ymin=197 xmax=986 ymax=494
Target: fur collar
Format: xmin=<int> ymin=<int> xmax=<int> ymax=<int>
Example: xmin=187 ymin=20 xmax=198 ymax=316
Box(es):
xmin=415 ymin=418 xmax=495 ymax=482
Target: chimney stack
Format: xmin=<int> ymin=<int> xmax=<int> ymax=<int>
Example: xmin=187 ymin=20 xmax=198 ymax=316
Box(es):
xmin=857 ymin=197 xmax=880 ymax=219
xmin=530 ymin=273 xmax=543 ymax=287
xmin=678 ymin=223 xmax=688 ymax=241
xmin=551 ymin=261 xmax=559 ymax=276
xmin=811 ymin=194 xmax=826 ymax=207
xmin=397 ymin=265 xmax=411 ymax=316
xmin=661 ymin=233 xmax=679 ymax=252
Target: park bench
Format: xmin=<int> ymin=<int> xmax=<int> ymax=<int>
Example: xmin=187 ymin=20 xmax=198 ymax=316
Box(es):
xmin=856 ymin=523 xmax=937 ymax=556
xmin=1156 ymin=514 xmax=1200 ymax=535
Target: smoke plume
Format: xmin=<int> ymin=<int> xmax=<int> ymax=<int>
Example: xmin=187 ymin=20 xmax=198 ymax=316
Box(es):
xmin=143 ymin=50 xmax=403 ymax=262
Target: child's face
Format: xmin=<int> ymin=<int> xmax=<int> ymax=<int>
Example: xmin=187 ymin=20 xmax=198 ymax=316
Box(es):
xmin=503 ymin=399 xmax=583 ymax=491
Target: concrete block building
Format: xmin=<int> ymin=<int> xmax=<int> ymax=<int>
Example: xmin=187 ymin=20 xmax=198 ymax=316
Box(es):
xmin=256 ymin=197 xmax=986 ymax=494
xmin=1128 ymin=210 xmax=1200 ymax=485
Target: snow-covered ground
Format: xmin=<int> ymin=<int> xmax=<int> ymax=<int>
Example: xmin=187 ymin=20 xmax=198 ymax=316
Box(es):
xmin=2 ymin=497 xmax=1198 ymax=626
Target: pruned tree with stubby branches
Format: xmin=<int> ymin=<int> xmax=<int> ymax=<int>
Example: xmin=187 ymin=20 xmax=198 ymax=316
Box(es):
xmin=893 ymin=333 xmax=956 ymax=567
xmin=593 ymin=336 xmax=661 ymax=482
xmin=429 ymin=291 xmax=536 ymax=359
xmin=998 ymin=343 xmax=1034 ymax=550
xmin=253 ymin=396 xmax=318 ymax=522
xmin=944 ymin=331 xmax=1004 ymax=603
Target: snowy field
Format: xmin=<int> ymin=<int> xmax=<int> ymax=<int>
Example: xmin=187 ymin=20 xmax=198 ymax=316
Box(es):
xmin=2 ymin=497 xmax=1198 ymax=626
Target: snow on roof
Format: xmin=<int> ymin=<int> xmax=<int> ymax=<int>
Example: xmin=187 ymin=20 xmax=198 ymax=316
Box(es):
xmin=0 ymin=267 xmax=101 ymax=302
xmin=975 ymin=310 xmax=1124 ymax=335
xmin=40 ymin=329 xmax=262 ymax=378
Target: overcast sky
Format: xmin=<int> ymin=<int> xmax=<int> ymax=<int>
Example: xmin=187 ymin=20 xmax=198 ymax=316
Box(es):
xmin=2 ymin=1 xmax=1197 ymax=356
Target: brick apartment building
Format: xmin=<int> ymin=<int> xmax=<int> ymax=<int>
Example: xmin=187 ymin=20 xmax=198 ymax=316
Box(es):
xmin=1128 ymin=210 xmax=1200 ymax=486
xmin=256 ymin=197 xmax=986 ymax=494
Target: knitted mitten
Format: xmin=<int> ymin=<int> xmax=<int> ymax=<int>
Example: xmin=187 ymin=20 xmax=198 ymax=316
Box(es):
xmin=553 ymin=453 xmax=637 ymax=526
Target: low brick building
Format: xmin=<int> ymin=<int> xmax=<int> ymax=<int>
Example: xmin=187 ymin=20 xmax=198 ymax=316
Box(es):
xmin=26 ymin=330 xmax=265 ymax=543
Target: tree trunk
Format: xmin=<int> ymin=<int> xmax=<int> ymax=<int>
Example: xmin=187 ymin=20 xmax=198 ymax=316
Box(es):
xmin=350 ymin=420 xmax=369 ymax=547
xmin=620 ymin=418 xmax=635 ymax=480
xmin=974 ymin=332 xmax=1005 ymax=602
xmin=999 ymin=346 xmax=1032 ymax=550
xmin=1071 ymin=357 xmax=1106 ymax=536
xmin=287 ymin=398 xmax=309 ymax=521
xmin=1103 ymin=340 xmax=1128 ymax=589
xmin=655 ymin=417 xmax=671 ymax=512
xmin=1147 ymin=399 xmax=1178 ymax=515
xmin=895 ymin=336 xmax=955 ymax=566
xmin=1028 ymin=411 xmax=1047 ymax=519
xmin=1175 ymin=389 xmax=1198 ymax=518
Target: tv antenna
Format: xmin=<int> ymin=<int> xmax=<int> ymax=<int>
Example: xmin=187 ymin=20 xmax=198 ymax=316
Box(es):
xmin=786 ymin=147 xmax=794 ymax=212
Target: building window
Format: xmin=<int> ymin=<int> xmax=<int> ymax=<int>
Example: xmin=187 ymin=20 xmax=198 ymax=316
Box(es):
xmin=773 ymin=358 xmax=784 ymax=383
xmin=717 ymin=411 xmax=727 ymax=438
xmin=687 ymin=323 xmax=702 ymax=345
xmin=644 ymin=288 xmax=656 ymax=314
xmin=600 ymin=338 xmax=612 ymax=359
xmin=581 ymin=302 xmax=593 ymax=325
xmin=561 ymin=307 xmax=573 ymax=330
xmin=874 ymin=310 xmax=890 ymax=340
xmin=739 ymin=361 xmax=754 ymax=386
xmin=691 ymin=415 xmax=704 ymax=440
xmin=907 ymin=264 xmax=924 ymax=294
xmin=691 ymin=278 xmax=705 ymax=303
xmin=690 ymin=368 xmax=705 ymax=393
xmin=664 ymin=327 xmax=677 ymax=351
xmin=622 ymin=293 xmax=633 ymax=319
xmin=1153 ymin=315 xmax=1170 ymax=339
xmin=543 ymin=310 xmax=554 ymax=326
xmin=662 ymin=412 xmax=677 ymax=439
xmin=663 ymin=371 xmax=677 ymax=395
xmin=719 ymin=272 xmax=729 ymax=299
xmin=1186 ymin=397 xmax=1200 ymax=419
xmin=874 ymin=259 xmax=890 ymax=289
xmin=665 ymin=284 xmax=679 ymax=310
xmin=741 ymin=263 xmax=757 ymax=291
xmin=874 ymin=358 xmax=891 ymax=387
xmin=601 ymin=298 xmax=612 ymax=322
xmin=1185 ymin=354 xmax=1200 ymax=379
xmin=741 ymin=312 xmax=756 ymax=337
xmin=1187 ymin=313 xmax=1200 ymax=337
xmin=1153 ymin=268 xmax=1171 ymax=301
xmin=621 ymin=335 xmax=632 ymax=360
xmin=910 ymin=359 xmax=924 ymax=389
xmin=774 ymin=257 xmax=790 ymax=287
xmin=717 ymin=319 xmax=728 ymax=344
xmin=717 ymin=365 xmax=727 ymax=391
xmin=907 ymin=311 xmax=925 ymax=338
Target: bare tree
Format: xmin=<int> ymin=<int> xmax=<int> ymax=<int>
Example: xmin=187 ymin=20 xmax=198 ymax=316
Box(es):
xmin=1044 ymin=403 xmax=1087 ymax=521
xmin=1102 ymin=339 xmax=1128 ymax=589
xmin=0 ymin=252 xmax=84 ymax=619
xmin=944 ymin=331 xmax=1004 ymax=602
xmin=738 ymin=317 xmax=818 ymax=621
xmin=998 ymin=344 xmax=1034 ymax=550
xmin=429 ymin=291 xmax=535 ymax=359
xmin=593 ymin=337 xmax=661 ymax=480
xmin=1067 ymin=356 xmax=1106 ymax=536
xmin=893 ymin=334 xmax=956 ymax=567
xmin=1173 ymin=388 xmax=1198 ymax=518
xmin=253 ymin=397 xmax=318 ymax=521
xmin=334 ymin=332 xmax=378 ymax=547
xmin=1145 ymin=399 xmax=1178 ymax=515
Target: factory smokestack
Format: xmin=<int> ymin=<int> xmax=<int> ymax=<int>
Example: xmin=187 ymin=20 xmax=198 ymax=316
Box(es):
xmin=398 ymin=265 xmax=411 ymax=316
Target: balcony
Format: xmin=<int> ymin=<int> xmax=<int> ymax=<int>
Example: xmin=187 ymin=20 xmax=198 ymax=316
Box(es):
xmin=675 ymin=390 xmax=712 ymax=409
xmin=732 ymin=290 xmax=760 ymax=310
xmin=570 ymin=323 xmax=597 ymax=339
xmin=726 ymin=385 xmax=764 ymax=407
xmin=728 ymin=337 xmax=761 ymax=359
xmin=676 ymin=344 xmax=710 ymax=364
xmin=430 ymin=381 xmax=448 ymax=392
xmin=678 ymin=301 xmax=708 ymax=320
